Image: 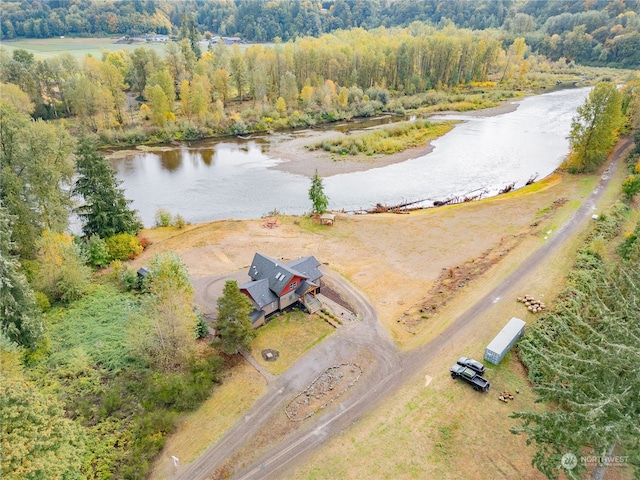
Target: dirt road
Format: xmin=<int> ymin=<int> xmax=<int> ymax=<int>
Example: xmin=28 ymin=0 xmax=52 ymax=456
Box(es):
xmin=174 ymin=138 xmax=633 ymax=480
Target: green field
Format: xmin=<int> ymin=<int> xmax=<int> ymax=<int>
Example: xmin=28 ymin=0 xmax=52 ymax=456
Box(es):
xmin=0 ymin=37 xmax=264 ymax=60
xmin=0 ymin=37 xmax=169 ymax=59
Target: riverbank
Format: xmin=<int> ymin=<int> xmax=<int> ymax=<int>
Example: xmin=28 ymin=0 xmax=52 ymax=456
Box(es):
xmin=268 ymin=101 xmax=520 ymax=178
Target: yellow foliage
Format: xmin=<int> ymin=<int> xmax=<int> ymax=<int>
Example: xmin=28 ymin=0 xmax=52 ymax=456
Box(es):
xmin=139 ymin=103 xmax=151 ymax=120
xmin=635 ymin=161 xmax=640 ymax=174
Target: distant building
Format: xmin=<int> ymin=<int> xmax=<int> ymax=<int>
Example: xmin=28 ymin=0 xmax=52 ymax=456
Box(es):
xmin=145 ymin=33 xmax=169 ymax=42
xmin=210 ymin=35 xmax=242 ymax=45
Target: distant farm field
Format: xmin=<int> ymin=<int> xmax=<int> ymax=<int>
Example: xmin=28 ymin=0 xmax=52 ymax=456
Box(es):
xmin=0 ymin=37 xmax=264 ymax=59
xmin=0 ymin=37 xmax=169 ymax=59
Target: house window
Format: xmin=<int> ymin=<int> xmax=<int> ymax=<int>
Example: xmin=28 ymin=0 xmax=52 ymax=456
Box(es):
xmin=289 ymin=281 xmax=298 ymax=290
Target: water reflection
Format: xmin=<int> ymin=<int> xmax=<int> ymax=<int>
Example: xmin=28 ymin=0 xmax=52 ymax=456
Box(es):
xmin=110 ymin=87 xmax=592 ymax=227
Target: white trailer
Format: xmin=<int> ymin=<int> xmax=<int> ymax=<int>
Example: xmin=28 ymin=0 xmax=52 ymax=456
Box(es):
xmin=484 ymin=317 xmax=526 ymax=365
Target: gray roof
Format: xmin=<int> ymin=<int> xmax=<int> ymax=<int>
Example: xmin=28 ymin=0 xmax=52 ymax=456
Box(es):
xmin=248 ymin=309 xmax=264 ymax=325
xmin=287 ymin=256 xmax=322 ymax=283
xmin=295 ymin=279 xmax=317 ymax=296
xmin=486 ymin=317 xmax=526 ymax=353
xmin=239 ymin=278 xmax=277 ymax=308
xmin=243 ymin=253 xmax=323 ymax=303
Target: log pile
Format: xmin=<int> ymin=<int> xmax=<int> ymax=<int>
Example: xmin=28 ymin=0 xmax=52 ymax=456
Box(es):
xmin=498 ymin=390 xmax=516 ymax=403
xmin=517 ymin=294 xmax=546 ymax=313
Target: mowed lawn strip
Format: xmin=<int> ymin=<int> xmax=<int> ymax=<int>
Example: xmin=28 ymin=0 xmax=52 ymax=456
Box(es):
xmin=250 ymin=310 xmax=335 ymax=375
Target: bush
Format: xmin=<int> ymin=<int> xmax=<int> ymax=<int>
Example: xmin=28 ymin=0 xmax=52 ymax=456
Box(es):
xmin=622 ymin=174 xmax=640 ymax=200
xmin=87 ymin=235 xmax=110 ymax=268
xmin=173 ymin=214 xmax=186 ymax=229
xmin=230 ymin=119 xmax=248 ymax=135
xmin=195 ymin=313 xmax=209 ymax=339
xmin=121 ymin=268 xmax=140 ymax=291
xmin=34 ymin=291 xmax=50 ymax=312
xmin=154 ymin=208 xmax=173 ymax=227
xmin=105 ymin=233 xmax=143 ymax=261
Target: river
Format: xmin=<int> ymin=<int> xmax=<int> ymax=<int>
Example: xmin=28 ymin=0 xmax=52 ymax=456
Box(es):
xmin=109 ymin=86 xmax=591 ymax=227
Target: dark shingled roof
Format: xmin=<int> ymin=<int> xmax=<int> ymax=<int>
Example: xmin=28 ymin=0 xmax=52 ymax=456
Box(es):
xmin=243 ymin=253 xmax=322 ymax=305
xmin=248 ymin=253 xmax=309 ymax=294
xmin=239 ymin=278 xmax=277 ymax=308
xmin=248 ymin=309 xmax=264 ymax=325
xmin=287 ymin=256 xmax=322 ymax=283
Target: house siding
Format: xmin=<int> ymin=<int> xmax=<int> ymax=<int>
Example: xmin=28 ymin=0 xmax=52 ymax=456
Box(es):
xmin=278 ymin=275 xmax=304 ymax=297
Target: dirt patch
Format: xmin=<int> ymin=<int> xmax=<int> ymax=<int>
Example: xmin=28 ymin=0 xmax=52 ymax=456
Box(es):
xmin=397 ymin=197 xmax=568 ymax=333
xmin=320 ymin=282 xmax=353 ymax=312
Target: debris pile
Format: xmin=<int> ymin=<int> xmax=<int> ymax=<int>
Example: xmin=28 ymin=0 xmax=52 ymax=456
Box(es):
xmin=517 ymin=295 xmax=546 ymax=313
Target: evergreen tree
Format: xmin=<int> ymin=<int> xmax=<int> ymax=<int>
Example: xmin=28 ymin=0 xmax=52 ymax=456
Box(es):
xmin=73 ymin=138 xmax=142 ymax=239
xmin=216 ymin=280 xmax=256 ymax=355
xmin=0 ymin=202 xmax=43 ymax=348
xmin=308 ymin=169 xmax=329 ymax=215
xmin=512 ymin=255 xmax=640 ymax=479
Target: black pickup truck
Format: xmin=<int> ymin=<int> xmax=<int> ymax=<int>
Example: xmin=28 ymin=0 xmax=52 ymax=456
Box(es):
xmin=450 ymin=364 xmax=490 ymax=392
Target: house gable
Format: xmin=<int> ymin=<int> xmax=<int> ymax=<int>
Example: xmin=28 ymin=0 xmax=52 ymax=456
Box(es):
xmin=248 ymin=253 xmax=310 ymax=295
xmin=239 ymin=278 xmax=277 ymax=309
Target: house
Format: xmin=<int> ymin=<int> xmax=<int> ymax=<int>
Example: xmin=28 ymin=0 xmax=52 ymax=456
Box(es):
xmin=209 ymin=35 xmax=242 ymax=45
xmin=239 ymin=253 xmax=322 ymax=328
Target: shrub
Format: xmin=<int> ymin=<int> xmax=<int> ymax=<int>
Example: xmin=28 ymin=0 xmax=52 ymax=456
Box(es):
xmin=173 ymin=214 xmax=186 ymax=229
xmin=34 ymin=291 xmax=50 ymax=312
xmin=121 ymin=268 xmax=140 ymax=291
xmin=154 ymin=208 xmax=173 ymax=227
xmin=138 ymin=237 xmax=151 ymax=250
xmin=87 ymin=235 xmax=110 ymax=268
xmin=195 ymin=313 xmax=209 ymax=339
xmin=105 ymin=233 xmax=143 ymax=261
xmin=622 ymin=174 xmax=640 ymax=200
xmin=230 ymin=119 xmax=248 ymax=135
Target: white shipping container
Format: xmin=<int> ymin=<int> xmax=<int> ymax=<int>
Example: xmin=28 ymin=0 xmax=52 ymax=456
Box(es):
xmin=484 ymin=317 xmax=526 ymax=365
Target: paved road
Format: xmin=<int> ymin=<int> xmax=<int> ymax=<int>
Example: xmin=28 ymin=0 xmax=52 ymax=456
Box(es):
xmin=176 ymin=138 xmax=632 ymax=480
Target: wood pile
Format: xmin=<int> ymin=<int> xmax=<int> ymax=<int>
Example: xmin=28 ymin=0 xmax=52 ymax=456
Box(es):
xmin=498 ymin=390 xmax=516 ymax=403
xmin=517 ymin=294 xmax=546 ymax=313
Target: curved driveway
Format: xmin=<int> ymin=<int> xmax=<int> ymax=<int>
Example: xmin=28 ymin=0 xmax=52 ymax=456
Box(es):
xmin=176 ymin=138 xmax=632 ymax=480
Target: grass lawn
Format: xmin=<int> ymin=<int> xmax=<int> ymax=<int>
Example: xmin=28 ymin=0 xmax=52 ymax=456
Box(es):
xmin=0 ymin=37 xmax=168 ymax=59
xmin=250 ymin=310 xmax=336 ymax=375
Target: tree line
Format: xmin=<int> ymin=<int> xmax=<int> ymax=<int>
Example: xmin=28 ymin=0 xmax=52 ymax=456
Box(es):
xmin=0 ymin=23 xmax=525 ymax=134
xmin=1 ymin=0 xmax=639 ymax=67
xmin=510 ymin=79 xmax=640 ymax=479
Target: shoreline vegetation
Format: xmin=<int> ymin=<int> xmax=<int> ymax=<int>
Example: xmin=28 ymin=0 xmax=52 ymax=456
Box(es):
xmin=308 ymin=119 xmax=458 ymax=157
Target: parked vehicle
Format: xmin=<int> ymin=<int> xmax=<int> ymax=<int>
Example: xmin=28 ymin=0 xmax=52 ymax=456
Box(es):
xmin=456 ymin=356 xmax=485 ymax=375
xmin=450 ymin=364 xmax=490 ymax=392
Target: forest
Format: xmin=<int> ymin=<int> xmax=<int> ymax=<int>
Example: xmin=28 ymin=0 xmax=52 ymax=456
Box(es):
xmin=1 ymin=0 xmax=640 ymax=67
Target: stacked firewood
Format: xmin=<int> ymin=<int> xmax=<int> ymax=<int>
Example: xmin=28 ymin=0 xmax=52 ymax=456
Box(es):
xmin=498 ymin=390 xmax=517 ymax=403
xmin=517 ymin=295 xmax=546 ymax=313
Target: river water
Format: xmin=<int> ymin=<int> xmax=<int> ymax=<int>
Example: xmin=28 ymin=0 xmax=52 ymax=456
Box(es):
xmin=109 ymin=87 xmax=591 ymax=227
